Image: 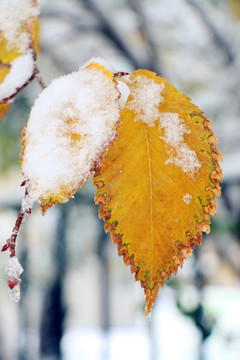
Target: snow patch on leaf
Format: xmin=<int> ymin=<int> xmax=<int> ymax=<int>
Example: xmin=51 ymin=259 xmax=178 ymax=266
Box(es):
xmin=6 ymin=257 xmax=23 ymax=302
xmin=127 ymin=74 xmax=165 ymax=126
xmin=21 ymin=62 xmax=120 ymax=204
xmin=160 ymin=112 xmax=201 ymax=176
xmin=183 ymin=193 xmax=192 ymax=205
xmin=0 ymin=0 xmax=39 ymax=53
xmin=126 ymin=73 xmax=201 ymax=176
xmin=0 ymin=52 xmax=34 ymax=101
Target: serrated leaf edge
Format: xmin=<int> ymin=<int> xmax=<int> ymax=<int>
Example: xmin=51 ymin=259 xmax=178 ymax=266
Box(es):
xmin=94 ymin=112 xmax=223 ymax=316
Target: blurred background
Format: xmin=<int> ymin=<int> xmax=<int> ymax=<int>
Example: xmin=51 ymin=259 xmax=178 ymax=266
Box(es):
xmin=0 ymin=0 xmax=240 ymax=359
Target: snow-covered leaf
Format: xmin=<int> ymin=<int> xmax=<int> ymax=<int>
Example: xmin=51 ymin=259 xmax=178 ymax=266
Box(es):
xmin=21 ymin=60 xmax=121 ymax=213
xmin=0 ymin=0 xmax=39 ymax=117
xmin=0 ymin=0 xmax=39 ymax=62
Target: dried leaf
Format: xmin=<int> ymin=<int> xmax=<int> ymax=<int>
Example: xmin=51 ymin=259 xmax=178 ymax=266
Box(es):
xmin=94 ymin=70 xmax=223 ymax=315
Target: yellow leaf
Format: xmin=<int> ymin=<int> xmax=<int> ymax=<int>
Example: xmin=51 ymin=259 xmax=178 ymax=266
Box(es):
xmin=0 ymin=35 xmax=21 ymax=64
xmin=229 ymin=0 xmax=240 ymax=18
xmin=94 ymin=69 xmax=223 ymax=315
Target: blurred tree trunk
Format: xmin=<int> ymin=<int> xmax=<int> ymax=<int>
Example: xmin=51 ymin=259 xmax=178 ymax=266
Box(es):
xmin=40 ymin=206 xmax=67 ymax=360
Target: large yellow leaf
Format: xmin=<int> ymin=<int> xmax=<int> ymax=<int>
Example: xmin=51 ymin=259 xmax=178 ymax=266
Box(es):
xmin=94 ymin=69 xmax=223 ymax=315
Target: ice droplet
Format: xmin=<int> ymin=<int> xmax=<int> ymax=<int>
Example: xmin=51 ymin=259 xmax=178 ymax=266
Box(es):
xmin=5 ymin=257 xmax=24 ymax=302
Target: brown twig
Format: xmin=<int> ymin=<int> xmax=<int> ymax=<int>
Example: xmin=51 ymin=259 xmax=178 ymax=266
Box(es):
xmin=1 ymin=211 xmax=26 ymax=257
xmin=1 ymin=183 xmax=32 ymax=258
xmin=0 ymin=72 xmax=36 ymax=104
xmin=34 ymin=66 xmax=47 ymax=89
xmin=31 ymin=47 xmax=47 ymax=90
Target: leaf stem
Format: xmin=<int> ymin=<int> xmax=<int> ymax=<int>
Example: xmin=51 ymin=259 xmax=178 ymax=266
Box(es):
xmin=0 ymin=73 xmax=36 ymax=104
xmin=34 ymin=65 xmax=46 ymax=90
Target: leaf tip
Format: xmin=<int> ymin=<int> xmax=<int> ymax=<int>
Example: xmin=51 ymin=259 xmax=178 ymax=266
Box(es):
xmin=144 ymin=282 xmax=160 ymax=316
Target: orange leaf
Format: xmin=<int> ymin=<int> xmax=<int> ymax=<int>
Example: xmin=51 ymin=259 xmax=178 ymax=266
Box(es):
xmin=94 ymin=69 xmax=223 ymax=315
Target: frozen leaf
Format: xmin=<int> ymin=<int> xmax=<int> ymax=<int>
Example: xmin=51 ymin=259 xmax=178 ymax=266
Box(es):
xmin=21 ymin=60 xmax=121 ymax=213
xmin=94 ymin=69 xmax=223 ymax=315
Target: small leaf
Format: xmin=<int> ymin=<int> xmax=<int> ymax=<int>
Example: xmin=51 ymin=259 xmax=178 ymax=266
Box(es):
xmin=0 ymin=0 xmax=39 ymax=62
xmin=94 ymin=70 xmax=223 ymax=315
xmin=0 ymin=0 xmax=39 ymax=117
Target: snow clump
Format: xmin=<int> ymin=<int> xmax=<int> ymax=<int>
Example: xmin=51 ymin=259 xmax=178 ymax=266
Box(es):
xmin=159 ymin=113 xmax=201 ymax=176
xmin=21 ymin=61 xmax=120 ymax=203
xmin=127 ymin=74 xmax=201 ymax=177
xmin=0 ymin=0 xmax=39 ymax=53
xmin=127 ymin=74 xmax=165 ymax=126
xmin=0 ymin=52 xmax=34 ymax=102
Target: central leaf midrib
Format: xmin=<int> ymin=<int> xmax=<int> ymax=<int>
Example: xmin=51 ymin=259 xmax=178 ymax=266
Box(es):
xmin=143 ymin=124 xmax=154 ymax=283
